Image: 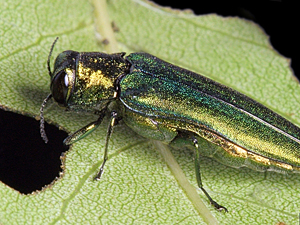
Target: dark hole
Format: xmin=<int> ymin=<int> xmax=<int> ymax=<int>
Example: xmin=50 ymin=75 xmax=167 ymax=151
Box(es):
xmin=0 ymin=108 xmax=69 ymax=194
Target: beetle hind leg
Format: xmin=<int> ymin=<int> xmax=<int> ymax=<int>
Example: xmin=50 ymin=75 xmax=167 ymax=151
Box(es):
xmin=193 ymin=137 xmax=228 ymax=212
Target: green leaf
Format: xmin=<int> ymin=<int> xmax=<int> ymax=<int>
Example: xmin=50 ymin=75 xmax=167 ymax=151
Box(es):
xmin=0 ymin=0 xmax=299 ymax=224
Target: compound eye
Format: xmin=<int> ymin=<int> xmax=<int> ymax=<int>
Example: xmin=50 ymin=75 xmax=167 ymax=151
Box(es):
xmin=51 ymin=70 xmax=70 ymax=106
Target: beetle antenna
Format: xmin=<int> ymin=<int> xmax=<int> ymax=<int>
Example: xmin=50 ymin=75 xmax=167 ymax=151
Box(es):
xmin=47 ymin=37 xmax=59 ymax=76
xmin=40 ymin=94 xmax=53 ymax=143
xmin=40 ymin=38 xmax=58 ymax=143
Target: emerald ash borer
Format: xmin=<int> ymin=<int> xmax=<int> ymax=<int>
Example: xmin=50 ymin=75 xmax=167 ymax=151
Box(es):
xmin=40 ymin=38 xmax=300 ymax=212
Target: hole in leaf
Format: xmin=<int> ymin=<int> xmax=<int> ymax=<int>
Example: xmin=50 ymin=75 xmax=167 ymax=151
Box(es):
xmin=0 ymin=108 xmax=69 ymax=194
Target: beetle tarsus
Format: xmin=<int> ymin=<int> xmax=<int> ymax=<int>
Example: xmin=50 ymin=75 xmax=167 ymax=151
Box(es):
xmin=94 ymin=159 xmax=107 ymax=180
xmin=200 ymin=187 xmax=228 ymax=212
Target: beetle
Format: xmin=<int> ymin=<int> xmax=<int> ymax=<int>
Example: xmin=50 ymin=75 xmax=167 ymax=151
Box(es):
xmin=40 ymin=38 xmax=300 ymax=212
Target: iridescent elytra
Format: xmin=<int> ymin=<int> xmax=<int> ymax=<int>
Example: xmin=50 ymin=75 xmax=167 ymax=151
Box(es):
xmin=40 ymin=38 xmax=300 ymax=212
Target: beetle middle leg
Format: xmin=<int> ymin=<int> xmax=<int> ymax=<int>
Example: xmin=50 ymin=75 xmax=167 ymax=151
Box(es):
xmin=94 ymin=111 xmax=118 ymax=180
xmin=62 ymin=108 xmax=119 ymax=180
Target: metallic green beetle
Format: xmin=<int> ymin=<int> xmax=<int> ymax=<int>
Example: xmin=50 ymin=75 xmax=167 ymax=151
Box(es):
xmin=40 ymin=39 xmax=300 ymax=212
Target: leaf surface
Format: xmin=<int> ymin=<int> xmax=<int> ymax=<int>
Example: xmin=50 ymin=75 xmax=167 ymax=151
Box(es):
xmin=0 ymin=0 xmax=299 ymax=224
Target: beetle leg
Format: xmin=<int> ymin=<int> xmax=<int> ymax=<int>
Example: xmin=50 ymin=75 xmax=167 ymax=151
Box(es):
xmin=63 ymin=109 xmax=106 ymax=145
xmin=94 ymin=111 xmax=118 ymax=180
xmin=192 ymin=137 xmax=228 ymax=212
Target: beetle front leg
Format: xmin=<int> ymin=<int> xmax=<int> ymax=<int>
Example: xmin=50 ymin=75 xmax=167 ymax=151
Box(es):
xmin=63 ymin=109 xmax=106 ymax=145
